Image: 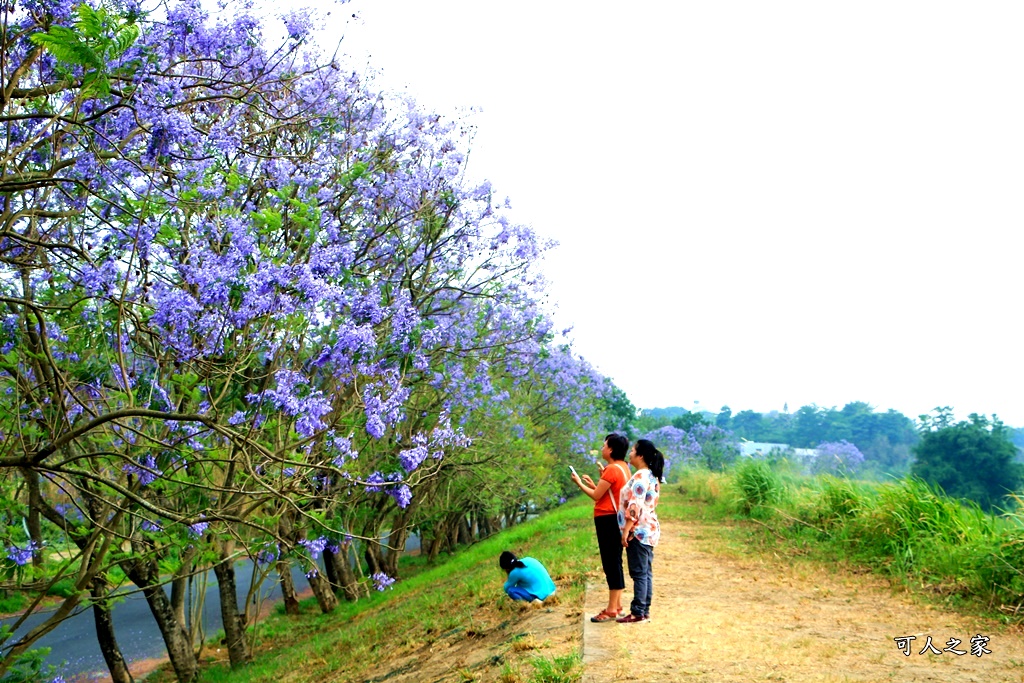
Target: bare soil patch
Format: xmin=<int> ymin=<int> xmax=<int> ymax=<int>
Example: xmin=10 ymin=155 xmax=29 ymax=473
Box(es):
xmin=354 ymin=597 xmax=580 ymax=683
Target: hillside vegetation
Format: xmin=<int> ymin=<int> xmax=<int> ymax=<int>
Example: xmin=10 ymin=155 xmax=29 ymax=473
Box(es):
xmin=165 ymin=500 xmax=598 ymax=683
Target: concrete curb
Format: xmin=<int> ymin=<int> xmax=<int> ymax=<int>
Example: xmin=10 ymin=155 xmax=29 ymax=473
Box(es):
xmin=581 ymin=582 xmax=618 ymax=683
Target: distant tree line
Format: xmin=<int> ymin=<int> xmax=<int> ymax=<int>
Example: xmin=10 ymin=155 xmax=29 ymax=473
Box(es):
xmin=632 ymin=402 xmax=919 ymax=477
xmin=911 ymin=408 xmax=1023 ymax=512
xmin=630 ymin=403 xmax=1024 ymax=511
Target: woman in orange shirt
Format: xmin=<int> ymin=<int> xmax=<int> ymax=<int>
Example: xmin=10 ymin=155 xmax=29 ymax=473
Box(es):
xmin=571 ymin=433 xmax=631 ymax=622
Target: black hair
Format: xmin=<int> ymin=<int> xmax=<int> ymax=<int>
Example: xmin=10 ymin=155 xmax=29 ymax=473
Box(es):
xmin=499 ymin=550 xmax=526 ymax=573
xmin=634 ymin=439 xmax=665 ymax=481
xmin=604 ymin=433 xmax=629 ymax=461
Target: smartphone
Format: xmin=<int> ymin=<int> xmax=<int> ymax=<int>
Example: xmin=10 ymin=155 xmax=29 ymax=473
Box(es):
xmin=568 ymin=465 xmax=577 ymax=477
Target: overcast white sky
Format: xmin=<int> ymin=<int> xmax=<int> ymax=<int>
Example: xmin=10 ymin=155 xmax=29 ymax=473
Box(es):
xmin=268 ymin=1 xmax=1024 ymax=425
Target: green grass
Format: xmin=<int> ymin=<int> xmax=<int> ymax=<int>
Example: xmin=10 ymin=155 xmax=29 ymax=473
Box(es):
xmin=527 ymin=652 xmax=582 ymax=683
xmin=192 ymin=498 xmax=597 ymax=683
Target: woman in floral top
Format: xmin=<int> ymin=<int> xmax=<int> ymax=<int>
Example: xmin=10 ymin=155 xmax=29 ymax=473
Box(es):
xmin=616 ymin=439 xmax=664 ymax=623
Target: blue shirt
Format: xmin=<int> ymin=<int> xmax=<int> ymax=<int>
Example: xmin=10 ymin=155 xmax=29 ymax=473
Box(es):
xmin=503 ymin=557 xmax=556 ymax=600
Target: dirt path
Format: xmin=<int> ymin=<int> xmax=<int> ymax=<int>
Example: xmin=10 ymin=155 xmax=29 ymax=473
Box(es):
xmin=582 ymin=517 xmax=1024 ymax=683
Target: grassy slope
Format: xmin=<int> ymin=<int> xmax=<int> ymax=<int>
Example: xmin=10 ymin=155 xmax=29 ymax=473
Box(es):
xmin=185 ymin=498 xmax=598 ymax=683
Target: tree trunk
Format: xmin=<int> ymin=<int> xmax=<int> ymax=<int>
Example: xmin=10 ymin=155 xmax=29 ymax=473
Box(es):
xmin=325 ymin=547 xmax=360 ymax=601
xmin=383 ymin=526 xmax=409 ymax=578
xmin=91 ymin=578 xmax=134 ymax=683
xmin=426 ymin=520 xmax=448 ymax=563
xmin=170 ymin=546 xmax=197 ymax=630
xmin=427 ymin=535 xmax=442 ymax=563
xmin=212 ymin=553 xmax=250 ymax=668
xmin=276 ymin=558 xmax=300 ymax=616
xmin=306 ymin=570 xmax=338 ymax=613
xmin=480 ymin=515 xmax=496 ymax=538
xmin=364 ymin=543 xmax=382 ymax=576
xmin=21 ymin=468 xmax=44 ymax=568
xmin=124 ymin=557 xmax=198 ymax=683
xmin=457 ymin=516 xmax=472 ymax=545
xmin=448 ymin=515 xmax=461 ymax=552
xmin=322 ymin=546 xmax=340 ymax=590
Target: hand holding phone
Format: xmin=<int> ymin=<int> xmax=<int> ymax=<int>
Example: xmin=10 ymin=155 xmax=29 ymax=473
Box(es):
xmin=568 ymin=465 xmax=577 ymax=477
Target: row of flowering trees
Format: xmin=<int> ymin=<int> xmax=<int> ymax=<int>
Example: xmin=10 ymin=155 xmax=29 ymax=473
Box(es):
xmin=0 ymin=2 xmax=616 ymax=681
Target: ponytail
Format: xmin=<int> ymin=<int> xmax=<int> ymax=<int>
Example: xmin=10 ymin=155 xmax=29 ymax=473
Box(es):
xmin=649 ymin=448 xmax=665 ymax=482
xmin=635 ymin=439 xmax=666 ymax=482
xmin=499 ymin=550 xmax=527 ymax=573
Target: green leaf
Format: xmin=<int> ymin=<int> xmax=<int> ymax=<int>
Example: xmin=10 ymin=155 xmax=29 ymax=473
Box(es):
xmin=74 ymin=3 xmax=107 ymax=39
xmin=112 ymin=24 xmax=140 ymax=58
xmin=30 ymin=28 xmax=104 ymax=70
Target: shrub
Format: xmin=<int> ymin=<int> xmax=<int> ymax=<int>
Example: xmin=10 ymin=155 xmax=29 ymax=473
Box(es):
xmin=816 ymin=476 xmax=867 ymax=528
xmin=732 ymin=459 xmax=785 ymax=515
xmin=676 ymin=468 xmax=730 ymax=504
xmin=46 ymin=578 xmax=77 ymax=599
xmin=0 ymin=592 xmax=27 ymax=614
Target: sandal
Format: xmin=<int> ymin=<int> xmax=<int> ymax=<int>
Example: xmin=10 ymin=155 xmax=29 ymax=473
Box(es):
xmin=589 ymin=609 xmax=618 ymax=623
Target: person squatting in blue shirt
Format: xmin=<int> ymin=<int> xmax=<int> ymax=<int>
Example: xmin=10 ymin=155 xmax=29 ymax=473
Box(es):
xmin=500 ymin=550 xmax=556 ymax=604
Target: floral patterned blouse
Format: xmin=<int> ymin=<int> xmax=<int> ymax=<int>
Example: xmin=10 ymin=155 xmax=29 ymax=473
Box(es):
xmin=617 ymin=469 xmax=661 ymax=547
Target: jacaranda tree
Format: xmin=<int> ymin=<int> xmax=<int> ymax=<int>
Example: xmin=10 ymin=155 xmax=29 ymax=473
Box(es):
xmin=0 ymin=1 xmax=617 ymax=681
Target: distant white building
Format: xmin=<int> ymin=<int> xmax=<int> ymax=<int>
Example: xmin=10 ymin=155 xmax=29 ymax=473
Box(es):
xmin=791 ymin=448 xmax=820 ymax=463
xmin=738 ymin=441 xmax=820 ymax=462
xmin=738 ymin=441 xmax=790 ymax=458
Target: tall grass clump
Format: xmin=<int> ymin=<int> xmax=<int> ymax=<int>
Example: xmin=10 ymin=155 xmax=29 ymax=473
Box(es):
xmin=804 ymin=476 xmax=873 ymax=532
xmin=847 ymin=478 xmax=977 ymax=568
xmin=819 ymin=476 xmax=864 ymax=521
xmin=731 ymin=459 xmax=786 ymax=515
xmin=676 ymin=467 xmax=731 ymax=505
xmin=969 ymin=496 xmax=1024 ymax=612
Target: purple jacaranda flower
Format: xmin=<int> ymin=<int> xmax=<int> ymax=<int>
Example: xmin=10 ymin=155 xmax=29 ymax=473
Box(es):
xmin=256 ymin=545 xmax=279 ymax=565
xmin=371 ymin=572 xmax=395 ymax=591
xmin=398 ymin=441 xmax=428 ymax=472
xmin=364 ymin=472 xmax=387 ymax=492
xmin=299 ymin=536 xmax=328 ymax=559
xmin=6 ymin=541 xmax=39 ymax=566
xmin=281 ymin=8 xmax=314 ymax=40
xmin=812 ymin=440 xmax=866 ymax=475
xmin=330 ymin=433 xmax=357 ymax=467
xmin=123 ymin=454 xmax=162 ymax=486
xmin=251 ymin=370 xmax=332 ymax=438
xmin=389 ymin=484 xmax=412 ymax=509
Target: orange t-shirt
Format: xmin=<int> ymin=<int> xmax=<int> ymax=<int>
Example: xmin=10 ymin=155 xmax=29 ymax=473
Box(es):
xmin=593 ymin=461 xmax=630 ymax=517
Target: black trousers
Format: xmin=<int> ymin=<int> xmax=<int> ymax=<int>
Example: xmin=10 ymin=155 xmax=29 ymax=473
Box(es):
xmin=594 ymin=513 xmax=625 ymax=590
